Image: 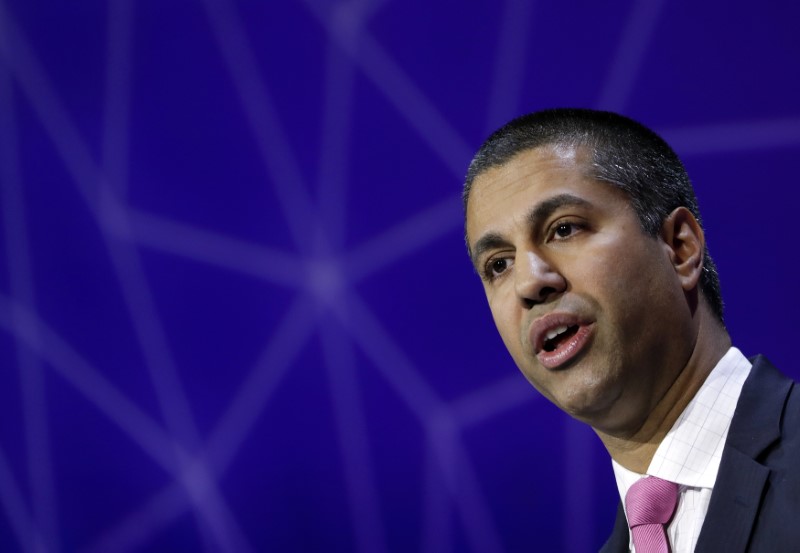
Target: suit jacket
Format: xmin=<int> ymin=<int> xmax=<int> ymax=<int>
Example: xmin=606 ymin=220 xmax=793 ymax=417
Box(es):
xmin=600 ymin=355 xmax=800 ymax=552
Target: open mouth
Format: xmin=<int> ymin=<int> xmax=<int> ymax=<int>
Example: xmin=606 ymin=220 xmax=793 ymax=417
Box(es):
xmin=531 ymin=314 xmax=595 ymax=371
xmin=542 ymin=324 xmax=580 ymax=352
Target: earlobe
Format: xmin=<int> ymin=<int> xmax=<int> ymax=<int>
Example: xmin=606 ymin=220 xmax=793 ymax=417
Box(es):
xmin=661 ymin=207 xmax=704 ymax=291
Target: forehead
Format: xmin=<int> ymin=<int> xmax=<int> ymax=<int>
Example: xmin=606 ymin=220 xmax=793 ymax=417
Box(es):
xmin=465 ymin=146 xmax=616 ymax=241
xmin=472 ymin=143 xmax=586 ymax=195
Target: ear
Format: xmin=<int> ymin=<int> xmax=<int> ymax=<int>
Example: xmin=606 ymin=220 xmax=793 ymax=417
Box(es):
xmin=660 ymin=207 xmax=704 ymax=291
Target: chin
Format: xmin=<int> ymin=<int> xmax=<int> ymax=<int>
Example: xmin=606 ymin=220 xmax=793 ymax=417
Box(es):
xmin=554 ymin=381 xmax=621 ymax=425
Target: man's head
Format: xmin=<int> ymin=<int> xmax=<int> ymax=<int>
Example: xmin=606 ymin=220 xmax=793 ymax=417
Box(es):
xmin=464 ymin=108 xmax=723 ymax=322
xmin=463 ymin=109 xmax=725 ymax=433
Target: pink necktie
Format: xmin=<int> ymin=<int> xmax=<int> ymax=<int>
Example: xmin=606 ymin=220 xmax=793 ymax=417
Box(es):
xmin=625 ymin=477 xmax=679 ymax=553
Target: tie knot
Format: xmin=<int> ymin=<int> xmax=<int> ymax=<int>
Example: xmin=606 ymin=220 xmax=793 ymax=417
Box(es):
xmin=625 ymin=477 xmax=679 ymax=527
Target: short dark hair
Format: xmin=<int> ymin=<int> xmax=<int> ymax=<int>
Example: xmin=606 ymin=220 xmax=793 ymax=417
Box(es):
xmin=464 ymin=108 xmax=724 ymax=323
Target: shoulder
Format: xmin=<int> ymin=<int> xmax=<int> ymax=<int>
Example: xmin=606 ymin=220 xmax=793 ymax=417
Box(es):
xmin=723 ymin=356 xmax=800 ymax=549
xmin=732 ymin=355 xmax=799 ymax=463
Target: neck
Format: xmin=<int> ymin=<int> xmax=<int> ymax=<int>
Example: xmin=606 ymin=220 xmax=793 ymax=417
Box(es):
xmin=595 ymin=316 xmax=731 ymax=474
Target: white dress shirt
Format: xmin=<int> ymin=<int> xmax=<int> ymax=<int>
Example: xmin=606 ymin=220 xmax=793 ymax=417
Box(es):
xmin=612 ymin=347 xmax=752 ymax=552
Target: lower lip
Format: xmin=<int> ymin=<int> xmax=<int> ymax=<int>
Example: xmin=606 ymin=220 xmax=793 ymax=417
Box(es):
xmin=536 ymin=324 xmax=594 ymax=370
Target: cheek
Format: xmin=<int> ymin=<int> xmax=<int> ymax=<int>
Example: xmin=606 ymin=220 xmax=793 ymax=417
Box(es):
xmin=565 ymin=240 xmax=670 ymax=319
xmin=593 ymin=233 xmax=663 ymax=282
xmin=487 ymin=291 xmax=523 ymax=354
xmin=597 ymin=247 xmax=680 ymax=328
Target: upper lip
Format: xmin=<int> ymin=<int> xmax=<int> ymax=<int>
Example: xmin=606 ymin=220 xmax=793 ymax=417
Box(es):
xmin=529 ymin=312 xmax=590 ymax=354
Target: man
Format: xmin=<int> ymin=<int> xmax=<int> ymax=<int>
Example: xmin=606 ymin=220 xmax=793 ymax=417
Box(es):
xmin=463 ymin=108 xmax=799 ymax=552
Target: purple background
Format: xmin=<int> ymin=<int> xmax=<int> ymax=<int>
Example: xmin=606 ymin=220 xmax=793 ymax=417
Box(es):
xmin=1 ymin=1 xmax=799 ymax=551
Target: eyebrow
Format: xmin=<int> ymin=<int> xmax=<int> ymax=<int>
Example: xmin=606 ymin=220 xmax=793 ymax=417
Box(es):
xmin=526 ymin=193 xmax=592 ymax=227
xmin=469 ymin=193 xmax=593 ymax=268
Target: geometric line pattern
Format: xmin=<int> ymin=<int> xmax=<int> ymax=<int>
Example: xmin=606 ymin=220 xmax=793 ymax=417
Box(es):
xmin=0 ymin=1 xmax=798 ymax=551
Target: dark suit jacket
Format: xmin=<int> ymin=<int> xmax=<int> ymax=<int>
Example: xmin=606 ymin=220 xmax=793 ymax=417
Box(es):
xmin=600 ymin=356 xmax=800 ymax=552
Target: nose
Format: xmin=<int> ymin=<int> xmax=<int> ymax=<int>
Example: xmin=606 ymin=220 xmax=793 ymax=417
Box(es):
xmin=514 ymin=251 xmax=566 ymax=308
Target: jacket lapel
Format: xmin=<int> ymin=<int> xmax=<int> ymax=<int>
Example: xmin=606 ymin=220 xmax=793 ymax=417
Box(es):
xmin=694 ymin=356 xmax=791 ymax=552
xmin=694 ymin=448 xmax=769 ymax=551
xmin=599 ymin=503 xmax=629 ymax=553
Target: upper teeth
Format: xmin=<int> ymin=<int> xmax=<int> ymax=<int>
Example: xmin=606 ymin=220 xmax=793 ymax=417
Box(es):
xmin=545 ymin=325 xmax=569 ymax=341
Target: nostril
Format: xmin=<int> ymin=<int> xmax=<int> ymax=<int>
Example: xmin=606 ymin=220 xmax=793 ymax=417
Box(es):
xmin=521 ymin=286 xmax=560 ymax=309
xmin=539 ymin=286 xmax=557 ymax=299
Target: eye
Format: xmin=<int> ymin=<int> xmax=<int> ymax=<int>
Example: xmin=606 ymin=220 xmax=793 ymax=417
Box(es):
xmin=551 ymin=221 xmax=582 ymax=240
xmin=485 ymin=256 xmax=514 ymax=280
xmin=554 ymin=223 xmax=574 ymax=237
